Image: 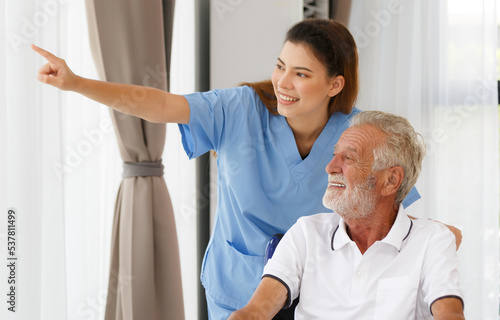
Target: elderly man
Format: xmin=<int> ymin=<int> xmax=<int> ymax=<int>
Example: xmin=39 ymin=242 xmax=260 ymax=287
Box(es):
xmin=229 ymin=111 xmax=464 ymax=319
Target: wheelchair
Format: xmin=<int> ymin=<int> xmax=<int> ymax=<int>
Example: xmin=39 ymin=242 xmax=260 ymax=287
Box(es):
xmin=265 ymin=234 xmax=299 ymax=320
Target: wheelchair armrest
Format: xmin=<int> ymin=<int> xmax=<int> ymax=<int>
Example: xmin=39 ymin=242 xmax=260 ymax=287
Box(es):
xmin=265 ymin=233 xmax=284 ymax=265
xmin=264 ymin=233 xmax=297 ymax=319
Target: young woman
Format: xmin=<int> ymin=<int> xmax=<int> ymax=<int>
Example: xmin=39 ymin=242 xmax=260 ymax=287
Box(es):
xmin=33 ymin=19 xmax=450 ymax=319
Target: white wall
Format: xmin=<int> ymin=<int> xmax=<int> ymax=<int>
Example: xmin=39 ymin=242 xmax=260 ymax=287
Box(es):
xmin=210 ymin=0 xmax=303 ymax=89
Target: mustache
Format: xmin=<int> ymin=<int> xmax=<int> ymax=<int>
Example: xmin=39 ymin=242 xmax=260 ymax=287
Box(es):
xmin=328 ymin=174 xmax=376 ymax=190
xmin=328 ymin=174 xmax=348 ymax=185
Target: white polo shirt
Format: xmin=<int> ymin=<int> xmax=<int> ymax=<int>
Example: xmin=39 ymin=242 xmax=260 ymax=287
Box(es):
xmin=263 ymin=205 xmax=463 ymax=319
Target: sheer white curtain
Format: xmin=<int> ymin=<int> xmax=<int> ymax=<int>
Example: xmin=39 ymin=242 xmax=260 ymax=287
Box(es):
xmin=349 ymin=0 xmax=499 ymax=318
xmin=166 ymin=1 xmax=199 ymax=319
xmin=1 ymin=1 xmax=120 ymax=319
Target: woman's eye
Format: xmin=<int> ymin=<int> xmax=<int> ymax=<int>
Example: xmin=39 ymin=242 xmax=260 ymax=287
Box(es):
xmin=297 ymin=73 xmax=307 ymax=78
xmin=276 ymin=64 xmax=284 ymax=70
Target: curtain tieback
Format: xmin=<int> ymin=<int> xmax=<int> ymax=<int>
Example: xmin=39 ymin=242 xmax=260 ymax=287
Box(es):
xmin=122 ymin=161 xmax=164 ymax=178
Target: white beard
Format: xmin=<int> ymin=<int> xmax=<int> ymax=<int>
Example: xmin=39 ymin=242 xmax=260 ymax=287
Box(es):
xmin=323 ymin=174 xmax=377 ymax=220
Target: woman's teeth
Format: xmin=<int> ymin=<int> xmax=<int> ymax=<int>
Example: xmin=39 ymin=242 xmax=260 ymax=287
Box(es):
xmin=280 ymin=94 xmax=299 ymax=102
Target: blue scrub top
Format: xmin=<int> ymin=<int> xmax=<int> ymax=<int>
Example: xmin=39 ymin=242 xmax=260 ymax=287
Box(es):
xmin=179 ymin=86 xmax=420 ymax=309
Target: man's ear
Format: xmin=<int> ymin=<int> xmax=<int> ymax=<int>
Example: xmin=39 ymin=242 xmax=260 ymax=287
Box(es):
xmin=381 ymin=166 xmax=404 ymax=197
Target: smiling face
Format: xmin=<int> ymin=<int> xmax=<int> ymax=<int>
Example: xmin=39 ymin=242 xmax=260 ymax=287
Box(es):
xmin=271 ymin=41 xmax=344 ymax=126
xmin=322 ymin=125 xmax=387 ymax=219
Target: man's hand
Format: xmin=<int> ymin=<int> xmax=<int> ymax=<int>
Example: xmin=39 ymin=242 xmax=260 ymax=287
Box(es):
xmin=228 ymin=277 xmax=288 ymax=320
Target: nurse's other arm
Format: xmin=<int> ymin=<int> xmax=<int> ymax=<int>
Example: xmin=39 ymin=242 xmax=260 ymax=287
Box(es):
xmin=228 ymin=277 xmax=287 ymax=320
xmin=31 ymin=44 xmax=190 ymax=124
xmin=441 ymin=223 xmax=462 ymax=250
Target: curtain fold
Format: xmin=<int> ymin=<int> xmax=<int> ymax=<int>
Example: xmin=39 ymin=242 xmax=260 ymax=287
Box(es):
xmin=3 ymin=1 xmax=122 ymax=319
xmin=85 ymin=0 xmax=184 ymax=319
xmin=348 ymin=0 xmax=499 ymax=318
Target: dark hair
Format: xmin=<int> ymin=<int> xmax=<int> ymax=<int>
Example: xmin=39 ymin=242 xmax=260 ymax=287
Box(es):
xmin=243 ymin=18 xmax=358 ymax=116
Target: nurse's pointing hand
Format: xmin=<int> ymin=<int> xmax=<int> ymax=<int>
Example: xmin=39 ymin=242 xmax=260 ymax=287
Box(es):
xmin=31 ymin=44 xmax=81 ymax=91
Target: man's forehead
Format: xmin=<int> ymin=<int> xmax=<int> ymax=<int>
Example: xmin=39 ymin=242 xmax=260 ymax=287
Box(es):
xmin=335 ymin=125 xmax=386 ymax=151
xmin=334 ymin=143 xmax=358 ymax=153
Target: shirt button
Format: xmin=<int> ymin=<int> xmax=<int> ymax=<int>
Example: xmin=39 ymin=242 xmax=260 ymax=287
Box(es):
xmin=357 ymin=270 xmax=364 ymax=277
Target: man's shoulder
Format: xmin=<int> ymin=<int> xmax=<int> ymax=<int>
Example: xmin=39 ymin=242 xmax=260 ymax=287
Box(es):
xmin=295 ymin=212 xmax=340 ymax=232
xmin=412 ymin=217 xmax=451 ymax=233
xmin=298 ymin=212 xmax=339 ymax=222
xmin=407 ymin=217 xmax=456 ymax=246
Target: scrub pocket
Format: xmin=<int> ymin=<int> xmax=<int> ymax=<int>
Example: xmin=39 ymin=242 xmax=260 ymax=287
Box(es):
xmin=222 ymin=241 xmax=265 ymax=309
xmin=374 ymin=276 xmax=418 ymax=319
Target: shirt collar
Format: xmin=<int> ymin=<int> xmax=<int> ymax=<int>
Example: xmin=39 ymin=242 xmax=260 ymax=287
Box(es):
xmin=381 ymin=204 xmax=413 ymax=251
xmin=331 ymin=204 xmax=412 ymax=252
xmin=331 ymin=218 xmax=352 ymax=251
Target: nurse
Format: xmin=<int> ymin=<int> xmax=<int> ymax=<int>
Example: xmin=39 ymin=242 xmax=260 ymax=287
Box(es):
xmin=33 ymin=19 xmax=451 ymax=319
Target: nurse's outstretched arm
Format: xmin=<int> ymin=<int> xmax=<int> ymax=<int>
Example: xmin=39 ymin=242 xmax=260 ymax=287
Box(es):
xmin=31 ymin=44 xmax=190 ymax=124
xmin=228 ymin=277 xmax=287 ymax=320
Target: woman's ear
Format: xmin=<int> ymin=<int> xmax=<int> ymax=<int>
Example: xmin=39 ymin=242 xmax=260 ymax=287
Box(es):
xmin=381 ymin=166 xmax=404 ymax=197
xmin=328 ymin=75 xmax=345 ymax=97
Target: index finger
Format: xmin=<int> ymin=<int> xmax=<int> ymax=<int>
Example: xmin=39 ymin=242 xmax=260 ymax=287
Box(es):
xmin=31 ymin=44 xmax=59 ymax=62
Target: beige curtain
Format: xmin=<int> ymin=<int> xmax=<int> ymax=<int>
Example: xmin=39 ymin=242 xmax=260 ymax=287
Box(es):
xmin=85 ymin=0 xmax=184 ymax=319
xmin=330 ymin=0 xmax=352 ymax=25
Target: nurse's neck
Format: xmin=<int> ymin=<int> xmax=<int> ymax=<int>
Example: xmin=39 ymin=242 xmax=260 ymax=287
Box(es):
xmin=287 ymin=115 xmax=329 ymax=159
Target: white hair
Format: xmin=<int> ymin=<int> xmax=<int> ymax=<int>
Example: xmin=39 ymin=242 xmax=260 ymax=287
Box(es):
xmin=350 ymin=111 xmax=426 ymax=204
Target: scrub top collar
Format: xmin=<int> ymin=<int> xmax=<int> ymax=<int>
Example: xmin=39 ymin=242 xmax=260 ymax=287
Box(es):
xmin=272 ymin=112 xmax=352 ymax=184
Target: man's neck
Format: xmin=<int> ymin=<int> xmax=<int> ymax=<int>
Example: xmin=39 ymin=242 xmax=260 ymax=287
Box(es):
xmin=343 ymin=202 xmax=399 ymax=254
